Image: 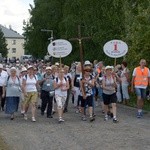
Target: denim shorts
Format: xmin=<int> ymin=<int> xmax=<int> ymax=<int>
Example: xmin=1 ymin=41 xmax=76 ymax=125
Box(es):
xmin=135 ymin=88 xmax=146 ymax=99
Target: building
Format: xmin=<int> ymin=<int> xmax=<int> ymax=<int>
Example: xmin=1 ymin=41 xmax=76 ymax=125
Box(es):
xmin=0 ymin=24 xmax=25 ymax=60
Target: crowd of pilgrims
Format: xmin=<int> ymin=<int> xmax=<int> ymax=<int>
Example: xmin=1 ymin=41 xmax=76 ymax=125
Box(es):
xmin=0 ymin=59 xmax=132 ymax=123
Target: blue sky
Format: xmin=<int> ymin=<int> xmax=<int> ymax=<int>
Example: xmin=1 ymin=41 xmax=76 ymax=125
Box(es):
xmin=0 ymin=0 xmax=34 ymax=34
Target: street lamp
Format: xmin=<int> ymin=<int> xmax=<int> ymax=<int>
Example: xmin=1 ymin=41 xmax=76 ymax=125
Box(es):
xmin=41 ymin=29 xmax=53 ymax=42
xmin=41 ymin=29 xmax=54 ymax=63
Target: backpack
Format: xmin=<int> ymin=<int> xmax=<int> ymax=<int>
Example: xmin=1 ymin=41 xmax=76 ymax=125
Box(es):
xmin=25 ymin=74 xmax=37 ymax=80
xmin=6 ymin=75 xmax=21 ymax=87
xmin=55 ymin=77 xmax=67 ymax=83
xmin=43 ymin=73 xmax=55 ymax=80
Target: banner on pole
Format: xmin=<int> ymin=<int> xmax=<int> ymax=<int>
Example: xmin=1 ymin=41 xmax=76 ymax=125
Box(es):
xmin=48 ymin=39 xmax=72 ymax=58
xmin=103 ymin=40 xmax=128 ymax=58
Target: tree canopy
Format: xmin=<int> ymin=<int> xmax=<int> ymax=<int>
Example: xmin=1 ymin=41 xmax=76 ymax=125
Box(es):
xmin=0 ymin=28 xmax=8 ymax=57
xmin=23 ymin=0 xmax=150 ymax=66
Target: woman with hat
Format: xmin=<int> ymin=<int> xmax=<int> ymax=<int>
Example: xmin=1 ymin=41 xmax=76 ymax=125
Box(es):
xmin=102 ymin=66 xmax=118 ymax=123
xmin=22 ymin=65 xmax=38 ymax=122
xmin=40 ymin=66 xmax=54 ymax=118
xmin=80 ymin=65 xmax=95 ymax=122
xmin=4 ymin=67 xmax=21 ymax=120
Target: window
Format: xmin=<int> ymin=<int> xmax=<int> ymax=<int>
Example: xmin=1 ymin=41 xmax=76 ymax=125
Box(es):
xmin=12 ymin=48 xmax=16 ymax=53
xmin=12 ymin=40 xmax=16 ymax=45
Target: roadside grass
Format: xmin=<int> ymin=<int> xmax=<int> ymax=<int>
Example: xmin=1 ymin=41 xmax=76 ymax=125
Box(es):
xmin=128 ymin=93 xmax=150 ymax=111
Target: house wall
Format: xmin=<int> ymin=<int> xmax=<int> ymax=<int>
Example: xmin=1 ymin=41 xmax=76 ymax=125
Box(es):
xmin=6 ymin=38 xmax=25 ymax=59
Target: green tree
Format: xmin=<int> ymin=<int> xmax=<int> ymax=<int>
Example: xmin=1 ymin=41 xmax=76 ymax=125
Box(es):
xmin=123 ymin=0 xmax=150 ymax=67
xmin=0 ymin=28 xmax=8 ymax=57
xmin=23 ymin=0 xmax=64 ymax=58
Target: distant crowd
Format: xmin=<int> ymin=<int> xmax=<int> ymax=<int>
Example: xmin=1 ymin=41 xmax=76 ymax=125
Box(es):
xmin=0 ymin=58 xmax=149 ymax=123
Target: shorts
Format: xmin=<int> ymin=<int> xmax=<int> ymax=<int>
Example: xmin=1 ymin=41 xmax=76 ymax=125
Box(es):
xmin=24 ymin=92 xmax=38 ymax=105
xmin=102 ymin=93 xmax=117 ymax=105
xmin=81 ymin=95 xmax=93 ymax=107
xmin=135 ymin=88 xmax=146 ymax=99
xmin=55 ymin=95 xmax=67 ymax=109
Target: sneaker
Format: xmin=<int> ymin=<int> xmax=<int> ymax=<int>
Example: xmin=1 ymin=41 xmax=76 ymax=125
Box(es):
xmin=104 ymin=116 xmax=108 ymax=121
xmin=58 ymin=118 xmax=65 ymax=123
xmin=93 ymin=113 xmax=96 ymax=117
xmin=90 ymin=116 xmax=95 ymax=122
xmin=10 ymin=114 xmax=14 ymax=120
xmin=32 ymin=117 xmax=36 ymax=122
xmin=21 ymin=111 xmax=25 ymax=115
xmin=137 ymin=112 xmax=143 ymax=118
xmin=102 ymin=110 xmax=105 ymax=114
xmin=82 ymin=116 xmax=87 ymax=121
xmin=113 ymin=118 xmax=119 ymax=123
xmin=47 ymin=115 xmax=53 ymax=118
xmin=24 ymin=114 xmax=28 ymax=120
xmin=75 ymin=110 xmax=79 ymax=114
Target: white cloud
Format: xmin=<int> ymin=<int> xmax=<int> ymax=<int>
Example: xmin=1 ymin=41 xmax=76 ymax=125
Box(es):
xmin=0 ymin=0 xmax=33 ymax=34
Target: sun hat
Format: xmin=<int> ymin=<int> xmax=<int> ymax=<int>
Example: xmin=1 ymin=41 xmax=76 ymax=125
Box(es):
xmin=10 ymin=67 xmax=17 ymax=71
xmin=27 ymin=65 xmax=34 ymax=70
xmin=84 ymin=60 xmax=91 ymax=66
xmin=21 ymin=67 xmax=27 ymax=72
xmin=105 ymin=66 xmax=113 ymax=70
xmin=55 ymin=62 xmax=59 ymax=66
xmin=46 ymin=66 xmax=52 ymax=70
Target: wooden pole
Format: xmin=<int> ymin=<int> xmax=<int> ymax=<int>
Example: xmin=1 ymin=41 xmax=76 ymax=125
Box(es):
xmin=69 ymin=25 xmax=91 ymax=78
xmin=60 ymin=56 xmax=62 ymax=69
xmin=114 ymin=58 xmax=117 ymax=66
xmin=69 ymin=25 xmax=92 ymax=95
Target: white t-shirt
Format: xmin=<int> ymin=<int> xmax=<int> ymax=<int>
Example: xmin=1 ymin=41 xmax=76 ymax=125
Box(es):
xmin=132 ymin=68 xmax=150 ymax=89
xmin=0 ymin=70 xmax=8 ymax=86
xmin=55 ymin=77 xmax=68 ymax=97
xmin=23 ymin=75 xmax=37 ymax=92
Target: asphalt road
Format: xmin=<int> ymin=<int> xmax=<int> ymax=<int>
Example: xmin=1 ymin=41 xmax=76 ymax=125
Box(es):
xmin=0 ymin=104 xmax=150 ymax=150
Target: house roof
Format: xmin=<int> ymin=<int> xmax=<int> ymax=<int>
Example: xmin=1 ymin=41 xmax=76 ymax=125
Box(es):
xmin=0 ymin=24 xmax=24 ymax=39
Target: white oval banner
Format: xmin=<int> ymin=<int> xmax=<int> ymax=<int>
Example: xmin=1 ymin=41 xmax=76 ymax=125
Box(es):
xmin=48 ymin=39 xmax=72 ymax=58
xmin=103 ymin=40 xmax=128 ymax=58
